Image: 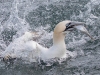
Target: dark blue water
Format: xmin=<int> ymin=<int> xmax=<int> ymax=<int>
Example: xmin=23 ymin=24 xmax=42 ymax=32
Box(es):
xmin=0 ymin=0 xmax=100 ymax=75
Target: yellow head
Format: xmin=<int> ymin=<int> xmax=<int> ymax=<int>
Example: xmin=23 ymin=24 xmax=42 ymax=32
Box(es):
xmin=53 ymin=20 xmax=85 ymax=44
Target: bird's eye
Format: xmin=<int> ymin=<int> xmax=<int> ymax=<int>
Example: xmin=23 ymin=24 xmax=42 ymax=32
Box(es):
xmin=64 ymin=22 xmax=71 ymax=31
xmin=64 ymin=22 xmax=74 ymax=31
xmin=66 ymin=22 xmax=71 ymax=28
xmin=68 ymin=22 xmax=71 ymax=25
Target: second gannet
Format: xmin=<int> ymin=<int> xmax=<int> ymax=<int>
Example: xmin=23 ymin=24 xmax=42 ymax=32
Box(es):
xmin=2 ymin=20 xmax=93 ymax=62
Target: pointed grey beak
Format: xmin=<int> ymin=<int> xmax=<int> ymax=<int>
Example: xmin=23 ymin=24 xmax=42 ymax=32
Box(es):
xmin=70 ymin=21 xmax=85 ymax=26
xmin=65 ymin=21 xmax=85 ymax=31
xmin=65 ymin=21 xmax=94 ymax=40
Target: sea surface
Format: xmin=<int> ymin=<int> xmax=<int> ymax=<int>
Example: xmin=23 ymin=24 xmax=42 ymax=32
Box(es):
xmin=0 ymin=0 xmax=100 ymax=75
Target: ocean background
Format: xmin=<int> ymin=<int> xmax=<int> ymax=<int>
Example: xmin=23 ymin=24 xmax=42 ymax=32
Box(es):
xmin=0 ymin=0 xmax=100 ymax=75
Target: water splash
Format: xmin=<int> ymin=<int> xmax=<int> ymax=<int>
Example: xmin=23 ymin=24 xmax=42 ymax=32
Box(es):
xmin=0 ymin=0 xmax=100 ymax=75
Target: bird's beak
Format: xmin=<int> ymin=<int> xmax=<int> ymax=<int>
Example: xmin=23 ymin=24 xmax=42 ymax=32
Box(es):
xmin=65 ymin=21 xmax=94 ymax=40
xmin=70 ymin=21 xmax=85 ymax=26
xmin=65 ymin=21 xmax=85 ymax=31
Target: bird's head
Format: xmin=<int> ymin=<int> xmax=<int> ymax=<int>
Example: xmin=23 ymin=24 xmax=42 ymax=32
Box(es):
xmin=54 ymin=20 xmax=93 ymax=40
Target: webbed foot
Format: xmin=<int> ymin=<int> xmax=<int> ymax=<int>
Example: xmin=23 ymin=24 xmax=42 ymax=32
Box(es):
xmin=3 ymin=55 xmax=16 ymax=63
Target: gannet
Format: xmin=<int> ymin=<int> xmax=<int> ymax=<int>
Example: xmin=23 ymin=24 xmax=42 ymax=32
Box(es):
xmin=2 ymin=20 xmax=93 ymax=62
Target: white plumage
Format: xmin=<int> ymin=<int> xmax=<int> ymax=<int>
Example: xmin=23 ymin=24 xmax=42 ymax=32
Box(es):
xmin=2 ymin=20 xmax=92 ymax=62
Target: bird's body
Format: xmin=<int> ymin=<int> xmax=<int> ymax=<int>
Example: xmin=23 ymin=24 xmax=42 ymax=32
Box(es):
xmin=2 ymin=20 xmax=92 ymax=62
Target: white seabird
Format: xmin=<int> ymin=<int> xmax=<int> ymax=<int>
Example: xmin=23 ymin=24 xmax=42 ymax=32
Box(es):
xmin=2 ymin=20 xmax=93 ymax=62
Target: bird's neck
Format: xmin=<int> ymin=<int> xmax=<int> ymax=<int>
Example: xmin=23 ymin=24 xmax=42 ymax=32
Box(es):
xmin=53 ymin=32 xmax=66 ymax=47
